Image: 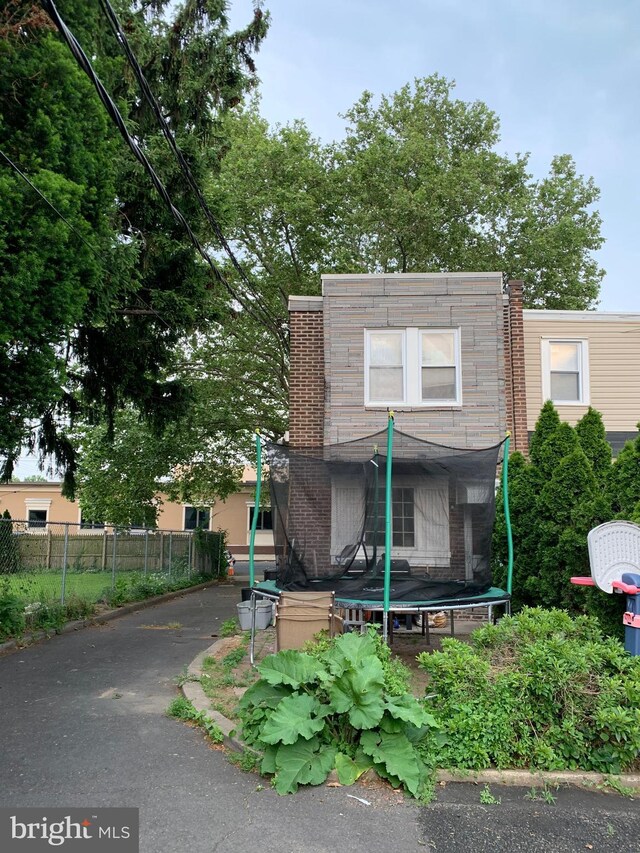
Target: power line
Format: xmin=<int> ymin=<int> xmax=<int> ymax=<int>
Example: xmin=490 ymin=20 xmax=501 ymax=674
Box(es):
xmin=0 ymin=147 xmax=170 ymax=330
xmin=41 ymin=0 xmax=280 ymax=336
xmin=0 ymin=149 xmax=100 ymax=258
xmin=97 ymin=0 xmax=270 ymax=308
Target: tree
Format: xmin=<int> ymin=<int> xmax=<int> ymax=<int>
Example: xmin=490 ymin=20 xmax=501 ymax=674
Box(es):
xmin=202 ymin=79 xmax=604 ymax=459
xmin=493 ymin=401 xmax=620 ymax=636
xmin=575 ymin=407 xmax=611 ymax=487
xmin=333 ymin=77 xmax=604 ymax=308
xmin=0 ymin=0 xmax=269 ymax=488
xmin=528 ymin=401 xmax=561 ymax=468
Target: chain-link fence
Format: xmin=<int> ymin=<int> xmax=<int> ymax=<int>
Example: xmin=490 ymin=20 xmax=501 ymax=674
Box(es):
xmin=0 ymin=518 xmax=226 ymax=607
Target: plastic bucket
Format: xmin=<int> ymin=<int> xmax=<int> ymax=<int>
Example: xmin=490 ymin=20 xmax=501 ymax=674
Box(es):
xmin=237 ymin=600 xmax=272 ymax=631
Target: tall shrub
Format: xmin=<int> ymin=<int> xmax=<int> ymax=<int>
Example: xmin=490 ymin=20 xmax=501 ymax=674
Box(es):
xmin=0 ymin=509 xmax=19 ymax=574
xmin=576 ymin=407 xmax=612 ymax=487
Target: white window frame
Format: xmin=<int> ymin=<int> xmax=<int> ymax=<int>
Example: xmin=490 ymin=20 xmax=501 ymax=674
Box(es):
xmin=183 ymin=505 xmax=211 ymax=531
xmin=24 ymin=499 xmax=51 ymax=532
xmin=364 ymin=329 xmax=406 ymax=406
xmin=418 ymin=328 xmax=462 ymax=407
xmin=541 ymin=339 xmax=590 ymax=406
xmin=365 ymin=327 xmax=461 ymax=407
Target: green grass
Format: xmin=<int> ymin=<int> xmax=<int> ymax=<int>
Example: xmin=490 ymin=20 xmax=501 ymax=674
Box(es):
xmin=4 ymin=571 xmax=116 ymax=604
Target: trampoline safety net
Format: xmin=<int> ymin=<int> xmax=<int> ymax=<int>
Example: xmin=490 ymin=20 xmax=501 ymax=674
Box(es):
xmin=265 ymin=429 xmax=505 ymax=603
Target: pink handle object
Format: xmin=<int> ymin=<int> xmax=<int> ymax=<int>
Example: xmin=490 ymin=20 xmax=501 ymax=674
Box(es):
xmin=612 ymin=579 xmax=640 ymax=595
xmin=570 ymin=577 xmax=595 ymax=586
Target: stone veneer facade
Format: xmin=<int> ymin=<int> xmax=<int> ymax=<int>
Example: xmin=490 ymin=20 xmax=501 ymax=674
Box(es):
xmin=289 ymin=273 xmax=528 ymax=451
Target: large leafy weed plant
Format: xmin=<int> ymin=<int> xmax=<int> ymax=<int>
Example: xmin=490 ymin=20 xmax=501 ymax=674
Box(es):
xmin=238 ymin=628 xmax=437 ymax=797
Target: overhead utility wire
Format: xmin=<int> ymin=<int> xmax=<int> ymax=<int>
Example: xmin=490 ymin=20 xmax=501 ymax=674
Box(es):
xmin=96 ymin=0 xmax=279 ymax=334
xmin=40 ymin=0 xmax=271 ymax=332
xmin=0 ymin=148 xmax=170 ymax=330
xmin=0 ymin=149 xmax=99 ymax=258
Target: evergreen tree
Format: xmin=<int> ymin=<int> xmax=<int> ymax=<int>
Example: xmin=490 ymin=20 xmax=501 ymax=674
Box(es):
xmin=528 ymin=400 xmax=561 ymax=468
xmin=0 ymin=509 xmax=19 ymax=574
xmin=576 ymin=407 xmax=612 ymax=486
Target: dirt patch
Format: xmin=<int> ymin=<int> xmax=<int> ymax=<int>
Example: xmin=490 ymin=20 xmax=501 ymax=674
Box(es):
xmin=200 ymin=628 xmax=275 ymax=720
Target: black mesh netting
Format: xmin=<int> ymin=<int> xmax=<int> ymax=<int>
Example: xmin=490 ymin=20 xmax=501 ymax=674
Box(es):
xmin=265 ymin=429 xmax=505 ymax=603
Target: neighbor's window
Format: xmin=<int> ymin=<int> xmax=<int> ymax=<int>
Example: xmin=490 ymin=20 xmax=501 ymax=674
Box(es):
xmin=27 ymin=509 xmax=47 ymax=529
xmin=184 ymin=506 xmax=210 ymax=530
xmin=542 ymin=340 xmax=589 ymax=404
xmin=365 ymin=328 xmax=461 ymax=406
xmin=249 ymin=506 xmax=273 ymax=531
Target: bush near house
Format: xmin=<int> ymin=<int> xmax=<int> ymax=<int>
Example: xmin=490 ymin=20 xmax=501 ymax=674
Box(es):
xmin=235 ymin=614 xmax=640 ymax=798
xmin=493 ymin=402 xmax=635 ymax=638
xmin=417 ymin=608 xmax=640 ymax=774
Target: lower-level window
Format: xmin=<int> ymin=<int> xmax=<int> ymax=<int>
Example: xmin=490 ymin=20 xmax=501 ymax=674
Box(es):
xmin=184 ymin=506 xmax=210 ymax=530
xmin=366 ymin=487 xmax=415 ymax=548
xmin=249 ymin=506 xmax=273 ymax=531
xmin=27 ymin=509 xmax=47 ymax=529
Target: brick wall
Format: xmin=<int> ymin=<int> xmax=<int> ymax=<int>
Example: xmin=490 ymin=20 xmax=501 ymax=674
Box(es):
xmin=503 ymin=280 xmax=528 ymax=454
xmin=289 ymin=298 xmax=324 ymax=449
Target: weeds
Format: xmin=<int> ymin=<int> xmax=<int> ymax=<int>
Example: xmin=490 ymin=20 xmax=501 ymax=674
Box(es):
xmin=166 ymin=697 xmax=224 ymax=744
xmin=227 ymin=749 xmax=260 ymax=772
xmin=524 ymin=784 xmax=557 ymax=804
xmin=479 ymin=785 xmax=501 ymax=805
xmin=220 ymin=618 xmax=239 ymax=637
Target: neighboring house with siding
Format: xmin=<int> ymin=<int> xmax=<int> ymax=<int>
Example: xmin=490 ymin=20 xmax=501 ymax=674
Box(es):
xmin=0 ymin=469 xmax=274 ymax=560
xmin=523 ymin=310 xmax=640 ymax=454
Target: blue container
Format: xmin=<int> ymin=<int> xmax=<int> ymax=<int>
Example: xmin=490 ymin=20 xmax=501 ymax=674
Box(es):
xmin=621 ymin=573 xmax=640 ymax=656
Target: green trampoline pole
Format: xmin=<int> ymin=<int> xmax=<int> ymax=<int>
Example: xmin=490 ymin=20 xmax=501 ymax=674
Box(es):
xmin=249 ymin=431 xmax=262 ymax=589
xmin=383 ymin=412 xmax=394 ymax=642
xmin=502 ymin=433 xmax=514 ymax=596
xmin=372 ymin=444 xmax=379 ymax=568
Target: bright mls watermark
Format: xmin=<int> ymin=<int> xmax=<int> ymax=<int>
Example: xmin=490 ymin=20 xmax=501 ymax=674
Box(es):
xmin=0 ymin=809 xmax=138 ymax=851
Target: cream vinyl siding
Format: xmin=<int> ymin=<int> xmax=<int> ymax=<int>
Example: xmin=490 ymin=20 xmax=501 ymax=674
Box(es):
xmin=523 ymin=311 xmax=640 ymax=432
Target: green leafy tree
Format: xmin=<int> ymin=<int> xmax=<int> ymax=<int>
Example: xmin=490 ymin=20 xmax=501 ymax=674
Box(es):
xmin=333 ymin=76 xmax=603 ymax=307
xmin=608 ymin=430 xmax=640 ymax=523
xmin=533 ymin=422 xmax=579 ymax=482
xmin=0 ymin=0 xmax=268 ymax=488
xmin=495 ymin=403 xmax=620 ymax=636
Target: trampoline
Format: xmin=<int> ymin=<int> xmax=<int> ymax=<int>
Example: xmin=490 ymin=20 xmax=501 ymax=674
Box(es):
xmin=247 ymin=414 xmax=513 ymax=655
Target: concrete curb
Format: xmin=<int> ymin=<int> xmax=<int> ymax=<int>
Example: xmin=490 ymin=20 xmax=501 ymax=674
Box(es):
xmin=184 ymin=638 xmax=640 ymax=792
xmin=0 ymin=579 xmax=224 ymax=656
xmin=181 ymin=638 xmax=246 ymax=753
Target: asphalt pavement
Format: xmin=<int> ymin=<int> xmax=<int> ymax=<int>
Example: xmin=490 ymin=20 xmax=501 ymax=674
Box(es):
xmin=0 ymin=584 xmax=638 ymax=852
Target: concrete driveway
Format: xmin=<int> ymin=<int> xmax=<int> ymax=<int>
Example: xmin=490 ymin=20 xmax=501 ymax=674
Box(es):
xmin=0 ymin=584 xmax=638 ymax=852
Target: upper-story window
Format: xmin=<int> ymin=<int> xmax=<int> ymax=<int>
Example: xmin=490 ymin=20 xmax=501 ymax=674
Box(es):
xmin=365 ymin=328 xmax=461 ymax=407
xmin=541 ymin=340 xmax=590 ymax=405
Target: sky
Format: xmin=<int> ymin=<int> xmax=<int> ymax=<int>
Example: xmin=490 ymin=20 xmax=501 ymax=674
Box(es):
xmin=12 ymin=0 xmax=639 ymax=480
xmin=229 ymin=0 xmax=640 ymax=312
